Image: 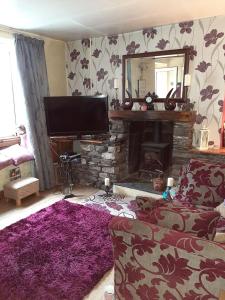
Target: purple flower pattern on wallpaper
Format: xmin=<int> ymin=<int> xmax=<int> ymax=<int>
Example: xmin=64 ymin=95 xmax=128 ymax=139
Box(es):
xmin=204 ymin=29 xmax=224 ymax=47
xmin=156 ymin=39 xmax=169 ymax=50
xmin=218 ymin=100 xmax=223 ymax=112
xmin=66 ymin=16 xmax=225 ymax=146
xmin=83 ymin=78 xmax=91 ymax=89
xmin=195 ymin=61 xmax=211 ymax=72
xmin=126 ymin=41 xmax=140 ymax=54
xmin=70 ymin=49 xmax=80 ymax=61
xmin=108 ymin=35 xmax=118 ymax=45
xmin=208 ymin=140 xmax=214 ymax=146
xmin=67 ymin=72 xmax=75 ymax=80
xmin=179 ymin=21 xmax=194 ymax=34
xmin=110 ymin=54 xmax=122 ymax=67
xmin=81 ymin=38 xmax=90 ymax=48
xmin=97 ymin=68 xmax=108 ymax=81
xmin=80 ymin=58 xmax=89 ymax=69
xmin=92 ymin=49 xmax=102 ymax=58
xmin=72 ymin=89 xmax=82 ymax=96
xmin=142 ymin=27 xmax=157 ymax=39
xmin=195 ymin=114 xmax=207 ymax=125
xmin=183 ymin=45 xmax=197 ymax=60
xmin=200 ymin=85 xmax=219 ymax=101
xmin=95 ymin=91 xmax=103 ymax=96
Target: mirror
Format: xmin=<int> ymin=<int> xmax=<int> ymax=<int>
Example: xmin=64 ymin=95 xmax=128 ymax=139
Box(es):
xmin=122 ymin=49 xmax=190 ymax=103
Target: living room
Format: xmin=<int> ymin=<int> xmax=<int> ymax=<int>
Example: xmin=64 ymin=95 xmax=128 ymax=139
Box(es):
xmin=1 ymin=0 xmax=225 ymax=299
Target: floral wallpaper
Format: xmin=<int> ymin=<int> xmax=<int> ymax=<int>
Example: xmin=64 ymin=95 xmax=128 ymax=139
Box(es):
xmin=65 ymin=15 xmax=225 ymax=147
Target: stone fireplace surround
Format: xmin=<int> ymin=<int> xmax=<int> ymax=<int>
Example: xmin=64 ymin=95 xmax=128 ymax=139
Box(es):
xmin=76 ymin=111 xmax=196 ymax=189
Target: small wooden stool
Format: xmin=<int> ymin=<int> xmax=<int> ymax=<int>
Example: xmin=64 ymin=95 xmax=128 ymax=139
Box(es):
xmin=4 ymin=177 xmax=39 ymax=206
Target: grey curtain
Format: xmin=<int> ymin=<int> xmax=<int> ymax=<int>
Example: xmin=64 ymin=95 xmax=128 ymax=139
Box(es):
xmin=14 ymin=34 xmax=55 ymax=191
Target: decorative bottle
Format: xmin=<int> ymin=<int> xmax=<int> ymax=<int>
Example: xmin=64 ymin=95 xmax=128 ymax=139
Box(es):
xmin=162 ymin=177 xmax=174 ymax=201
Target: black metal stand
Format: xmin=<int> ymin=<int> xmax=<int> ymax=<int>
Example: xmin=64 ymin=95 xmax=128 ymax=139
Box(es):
xmin=104 ymin=185 xmax=113 ymax=197
xmin=59 ymin=154 xmax=80 ymax=199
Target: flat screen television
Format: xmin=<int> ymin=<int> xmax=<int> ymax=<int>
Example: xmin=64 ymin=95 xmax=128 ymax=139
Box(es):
xmin=44 ymin=95 xmax=109 ymax=137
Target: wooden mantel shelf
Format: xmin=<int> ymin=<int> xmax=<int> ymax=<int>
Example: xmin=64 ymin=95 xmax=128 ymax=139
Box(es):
xmin=109 ymin=110 xmax=196 ymax=123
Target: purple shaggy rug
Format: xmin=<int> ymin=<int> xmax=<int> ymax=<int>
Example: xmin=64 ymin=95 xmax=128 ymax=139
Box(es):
xmin=0 ymin=200 xmax=113 ymax=300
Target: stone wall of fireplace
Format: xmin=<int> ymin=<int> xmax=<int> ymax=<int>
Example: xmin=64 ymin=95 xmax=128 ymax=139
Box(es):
xmin=76 ymin=120 xmax=129 ymax=188
xmin=75 ymin=117 xmax=195 ymax=188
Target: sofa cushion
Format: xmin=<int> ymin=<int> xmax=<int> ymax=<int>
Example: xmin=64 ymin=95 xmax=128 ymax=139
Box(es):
xmin=174 ymin=159 xmax=225 ymax=208
xmin=136 ymin=205 xmax=220 ymax=240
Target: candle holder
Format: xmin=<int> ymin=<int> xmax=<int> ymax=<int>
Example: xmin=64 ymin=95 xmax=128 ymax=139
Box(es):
xmin=105 ymin=184 xmax=112 ymax=197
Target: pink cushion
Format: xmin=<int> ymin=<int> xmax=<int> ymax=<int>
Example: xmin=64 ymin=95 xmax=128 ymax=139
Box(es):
xmin=175 ymin=159 xmax=225 ymax=207
xmin=0 ymin=153 xmax=13 ymax=170
xmin=1 ymin=144 xmax=34 ymax=166
xmin=136 ymin=204 xmax=220 ymax=240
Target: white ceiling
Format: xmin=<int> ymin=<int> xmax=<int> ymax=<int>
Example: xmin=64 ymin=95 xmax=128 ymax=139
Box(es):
xmin=0 ymin=0 xmax=225 ymax=41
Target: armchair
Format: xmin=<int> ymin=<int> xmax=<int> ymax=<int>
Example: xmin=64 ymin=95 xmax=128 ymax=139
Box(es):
xmin=109 ymin=216 xmax=225 ymax=299
xmin=137 ymin=158 xmax=225 ymax=234
xmin=174 ymin=158 xmax=225 ymax=208
xmin=109 ymin=158 xmax=225 ymax=299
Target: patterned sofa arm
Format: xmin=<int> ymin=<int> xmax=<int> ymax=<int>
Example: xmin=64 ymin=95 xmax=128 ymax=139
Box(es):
xmin=109 ymin=216 xmax=225 ymax=300
xmin=136 ymin=196 xmax=164 ymax=211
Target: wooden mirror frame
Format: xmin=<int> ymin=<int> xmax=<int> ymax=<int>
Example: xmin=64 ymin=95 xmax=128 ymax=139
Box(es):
xmin=122 ymin=48 xmax=190 ymax=103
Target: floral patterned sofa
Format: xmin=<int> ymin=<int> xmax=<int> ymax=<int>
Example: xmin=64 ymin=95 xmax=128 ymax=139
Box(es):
xmin=109 ymin=216 xmax=225 ymax=299
xmin=109 ymin=159 xmax=225 ymax=299
xmin=174 ymin=158 xmax=225 ymax=233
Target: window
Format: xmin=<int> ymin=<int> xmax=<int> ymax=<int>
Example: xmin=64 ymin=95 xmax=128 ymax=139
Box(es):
xmin=0 ymin=37 xmax=26 ymax=140
xmin=0 ymin=38 xmax=16 ymax=137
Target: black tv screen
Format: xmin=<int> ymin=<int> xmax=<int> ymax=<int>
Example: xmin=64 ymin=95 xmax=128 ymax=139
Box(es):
xmin=44 ymin=95 xmax=109 ymax=136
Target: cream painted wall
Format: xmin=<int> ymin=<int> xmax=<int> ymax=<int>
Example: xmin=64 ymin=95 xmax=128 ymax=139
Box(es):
xmin=44 ymin=39 xmax=67 ymax=96
xmin=0 ymin=28 xmax=67 ymax=96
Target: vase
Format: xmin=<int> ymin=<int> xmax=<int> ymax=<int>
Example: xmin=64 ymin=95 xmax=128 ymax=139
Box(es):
xmin=122 ymin=98 xmax=133 ymax=110
xmin=153 ymin=177 xmax=165 ymax=192
xmin=164 ymin=98 xmax=176 ymax=111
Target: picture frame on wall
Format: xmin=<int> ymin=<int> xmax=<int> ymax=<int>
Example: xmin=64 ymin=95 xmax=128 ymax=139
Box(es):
xmin=9 ymin=167 xmax=21 ymax=181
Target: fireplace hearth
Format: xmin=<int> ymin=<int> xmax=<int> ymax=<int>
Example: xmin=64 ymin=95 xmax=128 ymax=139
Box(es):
xmin=76 ymin=111 xmax=196 ymax=188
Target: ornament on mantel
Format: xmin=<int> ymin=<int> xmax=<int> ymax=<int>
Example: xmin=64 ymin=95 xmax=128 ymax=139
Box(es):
xmin=198 ymin=127 xmax=209 ymax=150
xmin=122 ymin=98 xmax=133 ymax=110
xmin=110 ymin=78 xmax=121 ymax=110
xmin=122 ymin=89 xmax=133 ymax=110
xmin=164 ymin=88 xmax=176 ymax=111
xmin=140 ymin=103 xmax=148 ymax=111
xmin=132 ymin=102 xmax=141 ymax=111
xmin=145 ymin=92 xmax=158 ymax=110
